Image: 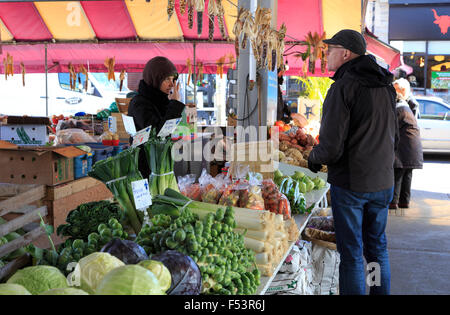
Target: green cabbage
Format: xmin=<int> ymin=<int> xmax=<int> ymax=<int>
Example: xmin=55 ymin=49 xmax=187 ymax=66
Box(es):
xmin=96 ymin=265 xmax=165 ymax=295
xmin=76 ymin=252 xmax=124 ymax=294
xmin=6 ymin=266 xmax=68 ymax=295
xmin=0 ymin=283 xmax=32 ymax=295
xmin=39 ymin=288 xmax=89 ymax=295
xmin=138 ymin=260 xmax=171 ymax=292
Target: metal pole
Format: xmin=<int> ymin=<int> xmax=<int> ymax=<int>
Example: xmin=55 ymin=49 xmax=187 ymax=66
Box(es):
xmin=193 ymin=42 xmax=197 ymax=107
xmin=45 ymin=43 xmax=48 ymax=117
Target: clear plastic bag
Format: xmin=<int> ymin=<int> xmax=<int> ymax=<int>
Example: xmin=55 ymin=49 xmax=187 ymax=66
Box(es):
xmin=55 ymin=128 xmax=96 ymax=144
xmin=178 ymin=174 xmax=202 ymax=201
xmin=261 ymin=179 xmax=292 ymax=219
xmin=239 ymin=172 xmax=265 ymax=210
xmin=218 ymin=165 xmax=248 ymax=207
xmin=197 ymin=169 xmax=221 ymax=204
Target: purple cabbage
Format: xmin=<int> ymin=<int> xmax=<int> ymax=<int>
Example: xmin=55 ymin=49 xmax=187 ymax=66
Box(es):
xmin=100 ymin=239 xmax=149 ymax=264
xmin=150 ymin=250 xmax=202 ymax=295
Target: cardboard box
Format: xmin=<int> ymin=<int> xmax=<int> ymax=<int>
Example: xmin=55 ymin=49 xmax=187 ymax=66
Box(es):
xmin=297 ymin=97 xmax=321 ymax=122
xmin=0 ymin=124 xmax=48 ymax=146
xmin=0 ymin=116 xmax=50 ymax=146
xmin=0 ymin=141 xmax=85 ymax=186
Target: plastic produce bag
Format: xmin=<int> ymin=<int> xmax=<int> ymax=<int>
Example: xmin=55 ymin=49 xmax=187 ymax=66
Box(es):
xmin=239 ymin=172 xmax=265 ymax=210
xmin=198 ymin=169 xmax=222 ymax=204
xmin=308 ymin=216 xmax=334 ymax=232
xmin=261 ymin=179 xmax=292 ymax=220
xmin=218 ymin=165 xmax=248 ymax=207
xmin=55 ymin=128 xmax=96 ymax=144
xmin=178 ymin=174 xmax=202 ymax=201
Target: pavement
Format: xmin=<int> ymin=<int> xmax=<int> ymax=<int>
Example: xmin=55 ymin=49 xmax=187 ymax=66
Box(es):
xmin=386 ymin=154 xmax=450 ymax=295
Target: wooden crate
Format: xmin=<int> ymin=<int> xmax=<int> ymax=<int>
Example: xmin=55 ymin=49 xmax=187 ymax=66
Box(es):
xmin=229 ymin=141 xmax=275 ymax=179
xmin=44 ymin=177 xmax=114 ymax=231
xmin=0 ymin=184 xmax=48 ymax=281
xmin=115 ymin=98 xmax=131 ymax=115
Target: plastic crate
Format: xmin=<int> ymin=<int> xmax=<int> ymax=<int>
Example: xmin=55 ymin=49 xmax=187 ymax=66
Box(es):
xmin=84 ymin=143 xmax=114 ymax=164
xmin=112 ymin=142 xmax=130 ymax=156
xmin=73 ymin=152 xmax=94 ymax=179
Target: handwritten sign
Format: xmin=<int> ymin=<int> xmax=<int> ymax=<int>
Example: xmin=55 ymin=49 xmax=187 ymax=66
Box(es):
xmin=122 ymin=114 xmax=137 ymax=135
xmin=131 ymin=126 xmax=152 ymax=148
xmin=131 ymin=179 xmax=152 ymax=210
xmin=157 ymin=118 xmax=182 ymax=138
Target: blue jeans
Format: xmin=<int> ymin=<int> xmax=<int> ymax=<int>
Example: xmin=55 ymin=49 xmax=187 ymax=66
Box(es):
xmin=330 ymin=185 xmax=393 ymax=295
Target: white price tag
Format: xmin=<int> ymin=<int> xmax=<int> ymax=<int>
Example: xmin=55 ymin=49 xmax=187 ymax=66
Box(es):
xmin=131 ymin=179 xmax=152 ymax=210
xmin=131 ymin=126 xmax=152 ymax=148
xmin=122 ymin=114 xmax=137 ymax=136
xmin=108 ymin=116 xmax=117 ymax=133
xmin=157 ymin=118 xmax=182 ymax=138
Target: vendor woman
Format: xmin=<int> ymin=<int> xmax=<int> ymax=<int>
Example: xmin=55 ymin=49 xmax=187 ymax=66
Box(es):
xmin=128 ymin=56 xmax=186 ymax=178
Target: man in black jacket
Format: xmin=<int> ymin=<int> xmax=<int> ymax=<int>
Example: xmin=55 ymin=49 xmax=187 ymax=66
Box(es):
xmin=308 ymin=30 xmax=398 ymax=295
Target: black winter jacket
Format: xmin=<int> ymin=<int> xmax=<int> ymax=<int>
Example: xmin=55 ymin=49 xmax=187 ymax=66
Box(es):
xmin=128 ymin=80 xmax=185 ymax=134
xmin=127 ymin=80 xmax=185 ymax=178
xmin=394 ymin=101 xmax=423 ymax=169
xmin=309 ymin=55 xmax=398 ymax=192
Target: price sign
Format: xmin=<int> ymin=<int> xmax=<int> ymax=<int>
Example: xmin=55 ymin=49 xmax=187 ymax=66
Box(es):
xmin=157 ymin=118 xmax=182 ymax=138
xmin=122 ymin=114 xmax=137 ymax=135
xmin=131 ymin=179 xmax=152 ymax=210
xmin=108 ymin=116 xmax=117 ymax=133
xmin=131 ymin=126 xmax=152 ymax=148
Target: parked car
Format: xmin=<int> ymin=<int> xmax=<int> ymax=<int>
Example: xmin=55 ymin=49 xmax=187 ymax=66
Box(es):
xmin=415 ymin=96 xmax=450 ymax=153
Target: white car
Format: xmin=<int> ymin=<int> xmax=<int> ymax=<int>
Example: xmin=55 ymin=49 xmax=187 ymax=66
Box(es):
xmin=415 ymin=96 xmax=450 ymax=153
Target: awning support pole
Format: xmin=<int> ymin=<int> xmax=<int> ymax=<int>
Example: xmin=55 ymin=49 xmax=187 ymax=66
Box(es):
xmin=45 ymin=43 xmax=48 ymax=117
xmin=193 ymin=42 xmax=197 ymax=106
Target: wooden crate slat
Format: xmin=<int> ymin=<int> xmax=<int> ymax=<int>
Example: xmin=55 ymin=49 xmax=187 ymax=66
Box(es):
xmin=0 ymin=254 xmax=31 ymax=282
xmin=0 ymin=185 xmax=46 ymax=216
xmin=0 ymin=206 xmax=47 ymax=238
xmin=0 ymin=183 xmax=38 ymax=198
xmin=0 ymin=227 xmax=45 ymax=258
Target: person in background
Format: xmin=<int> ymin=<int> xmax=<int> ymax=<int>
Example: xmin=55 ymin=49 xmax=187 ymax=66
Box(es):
xmin=277 ymin=69 xmax=292 ymax=124
xmin=127 ymin=56 xmax=186 ymax=178
xmin=307 ymin=29 xmax=398 ymax=295
xmin=391 ymin=78 xmax=423 ymax=209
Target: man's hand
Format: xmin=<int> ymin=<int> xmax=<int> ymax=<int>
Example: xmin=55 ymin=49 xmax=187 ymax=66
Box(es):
xmin=307 ymin=157 xmax=322 ymax=173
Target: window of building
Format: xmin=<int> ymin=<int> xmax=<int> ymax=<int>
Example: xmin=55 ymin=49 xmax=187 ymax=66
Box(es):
xmin=390 ymin=40 xmax=426 ymax=53
xmin=428 ymin=41 xmax=450 ymax=55
xmin=403 ymin=53 xmax=426 ymax=89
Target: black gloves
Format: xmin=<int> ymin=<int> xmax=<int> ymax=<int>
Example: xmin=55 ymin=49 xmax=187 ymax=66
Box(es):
xmin=307 ymin=158 xmax=322 ymax=173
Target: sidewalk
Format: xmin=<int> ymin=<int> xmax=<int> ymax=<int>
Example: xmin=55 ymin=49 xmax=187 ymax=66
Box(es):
xmin=386 ymin=160 xmax=450 ymax=295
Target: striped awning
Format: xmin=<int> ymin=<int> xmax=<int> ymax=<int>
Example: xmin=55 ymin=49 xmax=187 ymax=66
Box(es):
xmin=0 ymin=0 xmax=382 ymax=75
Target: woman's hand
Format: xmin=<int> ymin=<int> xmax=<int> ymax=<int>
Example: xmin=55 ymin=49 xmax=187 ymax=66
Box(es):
xmin=168 ymin=81 xmax=181 ymax=101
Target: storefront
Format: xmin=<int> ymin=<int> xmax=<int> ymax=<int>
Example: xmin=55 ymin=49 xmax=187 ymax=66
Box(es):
xmin=389 ymin=0 xmax=450 ymax=102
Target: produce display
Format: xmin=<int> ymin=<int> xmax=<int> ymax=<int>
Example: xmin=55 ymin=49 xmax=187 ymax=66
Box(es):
xmin=144 ymin=134 xmax=179 ymax=197
xmin=88 ymin=146 xmax=144 ymax=233
xmin=277 ymin=125 xmax=327 ymax=173
xmin=274 ymin=169 xmax=326 ymax=214
xmin=56 ymin=200 xmax=124 ymax=241
xmin=149 ymin=188 xmax=300 ymax=278
xmin=137 ymin=199 xmax=260 ymax=295
xmin=0 ymin=283 xmax=32 ymax=295
xmin=261 ymin=179 xmax=292 ymax=219
xmin=6 ymin=265 xmax=68 ymax=295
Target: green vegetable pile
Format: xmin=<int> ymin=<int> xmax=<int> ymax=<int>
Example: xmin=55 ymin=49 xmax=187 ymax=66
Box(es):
xmin=274 ymin=169 xmax=326 ymax=214
xmin=88 ymin=147 xmax=144 ymax=233
xmin=136 ymin=206 xmax=260 ymax=295
xmin=144 ymin=132 xmax=179 ymax=198
xmin=27 ymin=218 xmax=128 ymax=276
xmin=56 ymin=200 xmax=124 ymax=241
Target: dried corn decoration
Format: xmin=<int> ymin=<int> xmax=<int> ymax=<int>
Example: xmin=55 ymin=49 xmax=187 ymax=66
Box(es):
xmin=79 ymin=65 xmax=88 ymax=91
xmin=197 ymin=62 xmax=204 ymax=82
xmin=195 ymin=0 xmax=205 ymax=37
xmin=321 ymin=47 xmax=328 ymax=73
xmin=207 ymin=0 xmax=219 ymax=42
xmin=188 ymin=0 xmax=194 ymax=29
xmin=3 ymin=53 xmax=14 ymax=80
xmin=180 ymin=0 xmax=187 ymax=15
xmin=186 ymin=58 xmax=192 ymax=85
xmin=68 ymin=63 xmax=76 ymax=90
xmin=305 ymin=32 xmax=326 ymax=74
xmin=216 ymin=55 xmax=225 ymax=79
xmin=104 ymin=57 xmax=116 ymax=81
xmin=227 ymin=53 xmax=236 ymax=69
xmin=20 ymin=62 xmax=25 ymax=86
xmin=167 ymin=0 xmax=175 ymax=21
xmin=119 ymin=69 xmax=126 ymax=91
xmin=217 ymin=0 xmax=227 ymax=40
xmin=277 ymin=23 xmax=287 ymax=71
